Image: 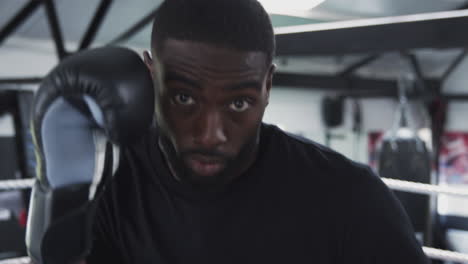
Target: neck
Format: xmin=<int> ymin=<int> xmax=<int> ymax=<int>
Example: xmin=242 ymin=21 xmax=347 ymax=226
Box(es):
xmin=157 ymin=135 xmax=260 ymax=189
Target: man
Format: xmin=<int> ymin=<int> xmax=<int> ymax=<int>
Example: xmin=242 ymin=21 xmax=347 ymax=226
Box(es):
xmin=28 ymin=0 xmax=429 ymax=263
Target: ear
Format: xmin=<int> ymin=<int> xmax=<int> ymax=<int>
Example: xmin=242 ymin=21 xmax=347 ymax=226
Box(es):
xmin=143 ymin=50 xmax=154 ymax=78
xmin=265 ymin=63 xmax=276 ymax=106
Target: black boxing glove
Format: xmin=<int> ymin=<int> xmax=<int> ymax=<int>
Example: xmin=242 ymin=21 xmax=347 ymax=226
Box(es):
xmin=26 ymin=47 xmax=154 ymax=264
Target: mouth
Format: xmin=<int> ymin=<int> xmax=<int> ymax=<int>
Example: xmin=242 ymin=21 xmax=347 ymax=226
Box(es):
xmin=186 ymin=154 xmax=226 ymax=177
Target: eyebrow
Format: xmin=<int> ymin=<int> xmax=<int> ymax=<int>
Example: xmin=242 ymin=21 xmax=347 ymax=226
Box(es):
xmin=164 ymin=71 xmax=201 ymax=90
xmin=225 ymin=80 xmax=263 ymax=92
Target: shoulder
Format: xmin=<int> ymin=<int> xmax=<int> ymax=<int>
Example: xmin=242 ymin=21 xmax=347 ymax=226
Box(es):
xmin=262 ymin=123 xmax=372 ymax=180
xmin=267 ymin=125 xmax=404 ymax=218
xmin=259 ymin=123 xmax=385 ymax=211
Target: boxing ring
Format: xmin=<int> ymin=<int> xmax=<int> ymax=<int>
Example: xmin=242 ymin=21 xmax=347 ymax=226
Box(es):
xmin=0 ymin=177 xmax=468 ymax=263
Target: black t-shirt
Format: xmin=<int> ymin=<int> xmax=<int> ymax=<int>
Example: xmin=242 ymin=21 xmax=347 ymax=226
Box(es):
xmin=86 ymin=124 xmax=429 ymax=264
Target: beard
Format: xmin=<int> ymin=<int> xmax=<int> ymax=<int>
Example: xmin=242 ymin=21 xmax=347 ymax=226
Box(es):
xmin=158 ymin=129 xmax=260 ymax=191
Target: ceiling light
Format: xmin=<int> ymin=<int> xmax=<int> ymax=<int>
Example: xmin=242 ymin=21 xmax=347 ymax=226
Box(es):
xmin=258 ymin=0 xmax=326 ymax=13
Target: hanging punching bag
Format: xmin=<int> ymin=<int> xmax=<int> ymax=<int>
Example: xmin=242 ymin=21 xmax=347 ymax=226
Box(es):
xmin=377 ymin=129 xmax=431 ymax=235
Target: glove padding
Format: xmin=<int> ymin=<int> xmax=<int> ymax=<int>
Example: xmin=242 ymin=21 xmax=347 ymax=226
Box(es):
xmin=26 ymin=47 xmax=154 ymax=264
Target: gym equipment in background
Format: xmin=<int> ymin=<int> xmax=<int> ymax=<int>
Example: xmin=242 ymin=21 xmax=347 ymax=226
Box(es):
xmin=0 ymin=90 xmax=35 ymax=259
xmin=377 ymin=75 xmax=434 ymax=246
xmin=321 ymin=95 xmax=345 ymax=147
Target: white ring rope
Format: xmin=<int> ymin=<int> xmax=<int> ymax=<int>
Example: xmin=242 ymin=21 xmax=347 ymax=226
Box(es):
xmin=0 ymin=179 xmax=34 ymax=191
xmin=382 ymin=178 xmax=468 ymax=198
xmin=0 ymin=257 xmax=30 ymax=264
xmin=1 ymin=247 xmax=468 ymax=264
xmin=3 ymin=177 xmax=468 ymax=198
xmin=423 ymin=246 xmax=468 ymax=263
xmin=1 ymin=178 xmax=468 ymax=262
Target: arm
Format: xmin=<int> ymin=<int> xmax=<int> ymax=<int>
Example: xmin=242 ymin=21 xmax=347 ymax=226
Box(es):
xmin=26 ymin=47 xmax=154 ymax=264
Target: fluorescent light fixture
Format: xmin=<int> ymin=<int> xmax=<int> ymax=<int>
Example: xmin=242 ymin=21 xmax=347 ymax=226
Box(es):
xmin=258 ymin=0 xmax=326 ymax=13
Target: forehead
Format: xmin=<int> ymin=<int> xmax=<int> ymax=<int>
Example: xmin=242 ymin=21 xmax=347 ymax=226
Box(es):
xmin=158 ymin=39 xmax=268 ymax=74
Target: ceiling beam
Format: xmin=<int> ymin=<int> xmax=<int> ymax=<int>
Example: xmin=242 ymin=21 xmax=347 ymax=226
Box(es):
xmin=441 ymin=48 xmax=468 ymax=82
xmin=338 ymin=54 xmax=381 ymax=76
xmin=273 ymin=72 xmax=441 ymax=93
xmin=109 ymin=6 xmax=158 ymax=45
xmin=0 ymin=77 xmax=43 ymax=85
xmin=79 ymin=0 xmax=113 ymax=50
xmin=275 ymin=10 xmax=468 ymax=56
xmin=43 ymin=0 xmax=67 ymax=59
xmin=0 ymin=1 xmax=41 ymax=46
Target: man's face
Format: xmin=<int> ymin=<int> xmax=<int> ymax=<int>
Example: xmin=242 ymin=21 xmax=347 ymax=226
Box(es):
xmin=144 ymin=39 xmax=274 ymax=189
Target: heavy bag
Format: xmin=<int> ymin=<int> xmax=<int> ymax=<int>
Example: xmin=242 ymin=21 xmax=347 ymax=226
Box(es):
xmin=377 ymin=134 xmax=431 ymax=234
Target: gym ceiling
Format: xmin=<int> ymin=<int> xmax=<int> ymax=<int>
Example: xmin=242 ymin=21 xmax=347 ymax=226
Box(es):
xmin=2 ymin=0 xmax=468 ymax=100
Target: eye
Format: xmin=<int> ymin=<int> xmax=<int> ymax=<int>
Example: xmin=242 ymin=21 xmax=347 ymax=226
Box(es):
xmin=173 ymin=93 xmax=195 ymax=106
xmin=229 ymin=99 xmax=250 ymax=112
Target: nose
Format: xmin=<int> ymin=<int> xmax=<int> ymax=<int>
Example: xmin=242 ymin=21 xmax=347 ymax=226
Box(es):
xmin=193 ymin=110 xmax=227 ymax=149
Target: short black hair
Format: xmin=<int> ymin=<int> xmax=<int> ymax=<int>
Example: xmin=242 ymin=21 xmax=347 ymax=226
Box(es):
xmin=151 ymin=0 xmax=275 ymax=65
